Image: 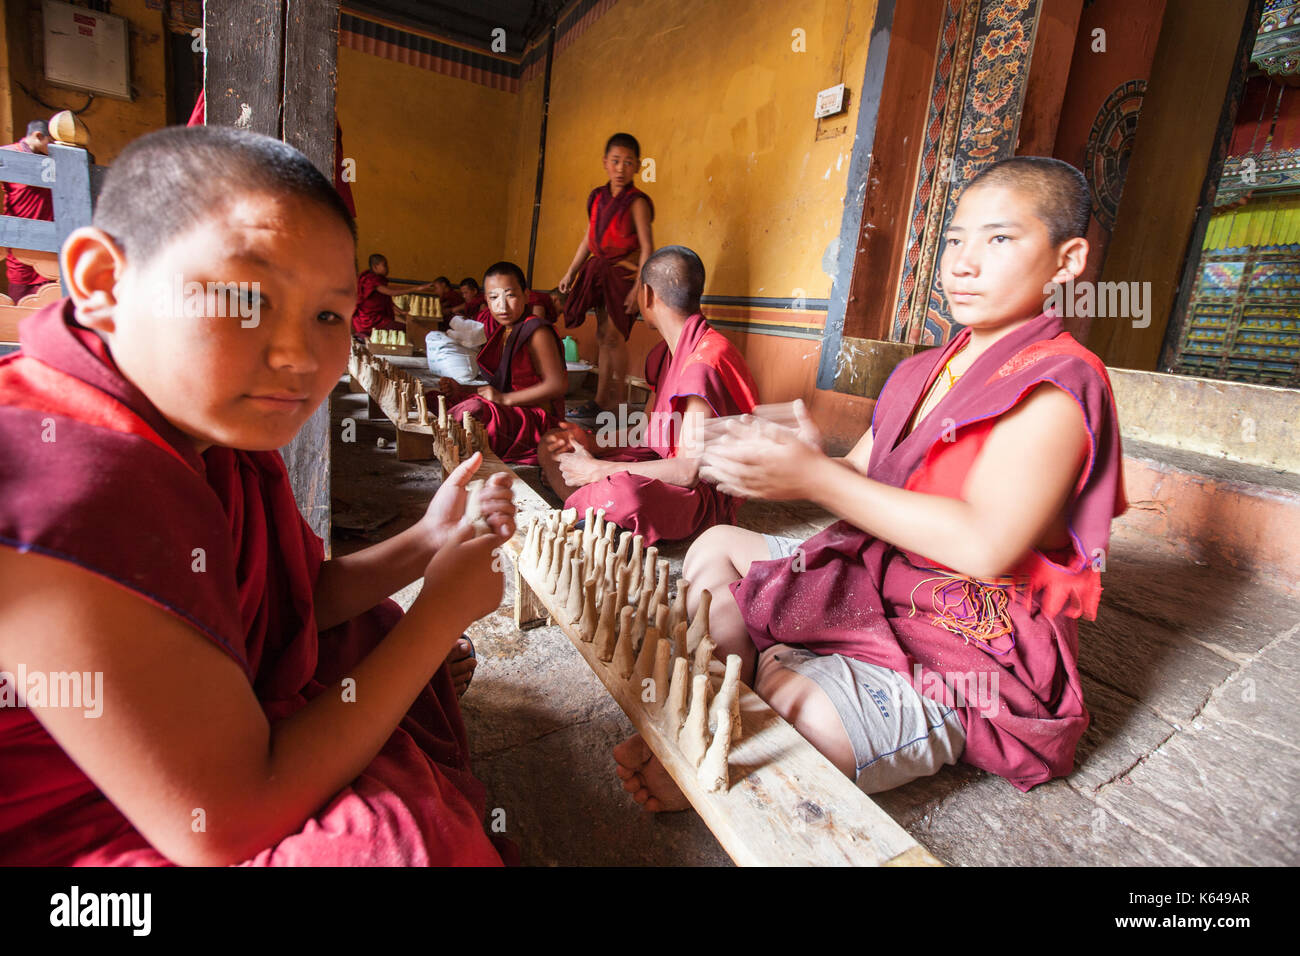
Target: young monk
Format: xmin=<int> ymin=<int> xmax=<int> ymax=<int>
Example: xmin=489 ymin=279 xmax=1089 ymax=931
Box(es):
xmin=351 ymin=253 xmax=435 ymax=338
xmin=527 ymin=288 xmax=559 ymax=324
xmin=2 ymin=120 xmax=54 ymax=302
xmin=557 ymin=133 xmax=653 ymax=417
xmin=436 ymin=261 xmax=567 ymax=466
xmin=458 ymin=276 xmax=483 ymax=317
xmin=0 ymin=126 xmax=518 ymax=866
xmin=432 ymin=275 xmax=465 ymax=316
xmin=615 ymin=157 xmax=1127 ymax=808
xmin=539 ymin=246 xmax=759 ymax=546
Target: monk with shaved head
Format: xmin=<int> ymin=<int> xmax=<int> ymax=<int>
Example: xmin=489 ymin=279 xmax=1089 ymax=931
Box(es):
xmin=538 ymin=245 xmax=758 ymax=545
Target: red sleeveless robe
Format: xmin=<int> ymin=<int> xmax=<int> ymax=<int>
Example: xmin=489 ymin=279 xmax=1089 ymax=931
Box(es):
xmin=734 ymin=311 xmax=1127 ymax=791
xmin=563 ymin=183 xmax=653 ymax=340
xmin=565 ymin=312 xmax=759 ymax=544
xmin=0 ymin=299 xmax=506 ymax=865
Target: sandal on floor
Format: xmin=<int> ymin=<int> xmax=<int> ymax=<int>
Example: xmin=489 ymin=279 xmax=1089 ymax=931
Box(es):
xmin=569 ymin=400 xmax=603 ymax=419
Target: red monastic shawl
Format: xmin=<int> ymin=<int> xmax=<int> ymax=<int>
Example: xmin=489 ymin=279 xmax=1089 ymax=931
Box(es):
xmin=0 ymin=299 xmax=505 ymax=865
xmin=351 ymin=269 xmax=401 ymax=336
xmin=734 ymin=311 xmax=1126 ymax=791
xmin=449 ymin=316 xmax=564 ymax=466
xmin=565 ymin=312 xmax=759 ymax=544
xmin=563 ymin=183 xmax=653 ymax=340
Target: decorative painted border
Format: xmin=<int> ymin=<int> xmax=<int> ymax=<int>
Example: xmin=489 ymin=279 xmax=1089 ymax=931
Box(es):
xmin=892 ymin=0 xmax=1042 ymax=347
xmin=340 ymin=0 xmax=620 ymax=91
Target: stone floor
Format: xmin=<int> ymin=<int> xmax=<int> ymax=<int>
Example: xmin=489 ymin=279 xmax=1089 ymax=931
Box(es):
xmin=330 ymin=368 xmax=1300 ymax=866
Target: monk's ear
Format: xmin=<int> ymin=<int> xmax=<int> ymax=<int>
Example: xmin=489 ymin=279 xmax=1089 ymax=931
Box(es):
xmin=61 ymin=227 xmax=128 ymax=333
xmin=1051 ymin=236 xmax=1089 ymax=285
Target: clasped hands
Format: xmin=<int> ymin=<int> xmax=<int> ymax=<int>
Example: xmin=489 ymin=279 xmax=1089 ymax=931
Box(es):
xmin=697 ymin=400 xmax=825 ymax=501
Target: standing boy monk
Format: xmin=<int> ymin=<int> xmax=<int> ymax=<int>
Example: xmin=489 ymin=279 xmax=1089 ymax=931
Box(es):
xmin=557 ymin=133 xmax=654 ymax=418
xmin=435 ymin=261 xmax=567 ymax=466
xmin=0 ymin=126 xmax=517 ymax=866
xmin=615 ymin=158 xmax=1127 ymax=809
xmin=539 ymin=246 xmax=759 ymax=545
xmin=351 ymin=253 xmax=435 ymax=338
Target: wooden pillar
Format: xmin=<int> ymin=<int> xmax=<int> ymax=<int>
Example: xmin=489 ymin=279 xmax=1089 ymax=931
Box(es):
xmin=203 ymin=0 xmax=340 ymax=550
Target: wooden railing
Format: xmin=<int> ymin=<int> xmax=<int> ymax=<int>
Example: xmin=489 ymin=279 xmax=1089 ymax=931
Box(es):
xmin=0 ymin=141 xmax=105 ymax=342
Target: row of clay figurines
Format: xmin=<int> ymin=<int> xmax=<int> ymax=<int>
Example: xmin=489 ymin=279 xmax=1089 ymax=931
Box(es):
xmin=520 ymin=507 xmax=742 ymax=793
xmin=350 ymin=341 xmax=486 ymax=464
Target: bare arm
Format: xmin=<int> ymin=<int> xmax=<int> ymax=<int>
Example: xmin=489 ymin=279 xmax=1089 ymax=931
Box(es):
xmin=314 ymin=454 xmax=514 ymax=630
xmin=701 ymin=385 xmax=1088 ymax=579
xmin=498 ymin=331 xmax=568 ymax=408
xmin=558 ymin=395 xmax=711 ymax=490
xmin=375 ymin=281 xmax=434 ymax=297
xmin=0 ymin=527 xmax=504 ymax=867
xmin=558 ymin=235 xmax=591 ymax=292
xmin=624 ymin=197 xmax=655 ymax=313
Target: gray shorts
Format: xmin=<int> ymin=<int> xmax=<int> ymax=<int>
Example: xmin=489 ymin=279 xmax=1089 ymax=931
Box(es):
xmin=762 ymin=533 xmax=805 ymax=560
xmin=768 ymin=648 xmax=965 ymax=795
xmin=761 ymin=533 xmax=965 ymax=792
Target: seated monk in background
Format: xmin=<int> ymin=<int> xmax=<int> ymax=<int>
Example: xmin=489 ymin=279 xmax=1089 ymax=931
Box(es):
xmin=431 ymin=276 xmax=465 ymax=317
xmin=458 ymin=277 xmax=484 ymax=318
xmin=351 ymin=253 xmax=435 ymax=338
xmin=539 ymin=245 xmax=759 ymax=546
xmin=435 ymin=261 xmax=567 ymax=466
xmin=614 ymin=157 xmax=1127 ymax=810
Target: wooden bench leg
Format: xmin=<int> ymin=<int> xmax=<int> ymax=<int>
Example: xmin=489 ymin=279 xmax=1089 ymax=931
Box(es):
xmin=514 ymin=562 xmax=548 ymax=629
xmin=396 ymin=427 xmax=433 ymax=462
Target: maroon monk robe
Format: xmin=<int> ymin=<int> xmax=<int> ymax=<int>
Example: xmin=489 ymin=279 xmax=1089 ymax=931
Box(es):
xmin=1 ymin=140 xmax=55 ymax=302
xmin=563 ymin=183 xmax=653 ymax=341
xmin=0 ymin=299 xmax=507 ymax=866
xmin=565 ymin=312 xmax=759 ymax=545
xmin=733 ymin=310 xmax=1127 ymax=792
xmin=448 ymin=314 xmax=564 ymax=466
xmin=351 ymin=269 xmax=403 ymax=337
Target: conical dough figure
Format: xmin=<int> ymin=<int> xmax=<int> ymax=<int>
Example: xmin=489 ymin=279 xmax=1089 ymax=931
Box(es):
xmin=679 ymin=674 xmax=710 ymax=767
xmin=579 ymin=578 xmax=598 ymax=643
xmin=664 ymin=657 xmax=689 ymax=732
xmin=698 ymin=704 xmax=733 ymax=793
xmin=649 ymin=638 xmax=672 ymax=708
xmin=613 ymin=606 xmax=637 ymax=679
xmin=593 ymin=592 xmax=618 ymax=661
xmin=634 ymin=624 xmax=661 ymax=683
xmin=686 ymin=588 xmax=711 ymax=654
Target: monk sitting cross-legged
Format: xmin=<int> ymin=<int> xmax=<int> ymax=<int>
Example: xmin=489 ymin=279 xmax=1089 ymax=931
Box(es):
xmin=435 ymin=261 xmax=568 ymax=467
xmin=539 ymin=245 xmax=759 ymax=546
xmin=615 ymin=157 xmax=1127 ymax=811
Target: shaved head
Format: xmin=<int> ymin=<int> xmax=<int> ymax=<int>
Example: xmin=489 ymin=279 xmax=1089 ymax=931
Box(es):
xmin=369 ymin=253 xmax=387 ymax=269
xmin=93 ymin=126 xmax=356 ymax=266
xmin=641 ymin=245 xmax=705 ymax=314
xmin=966 ymin=156 xmax=1090 ymax=246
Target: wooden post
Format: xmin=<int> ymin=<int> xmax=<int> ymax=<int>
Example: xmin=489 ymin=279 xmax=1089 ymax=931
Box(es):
xmin=204 ymin=0 xmax=341 ymax=551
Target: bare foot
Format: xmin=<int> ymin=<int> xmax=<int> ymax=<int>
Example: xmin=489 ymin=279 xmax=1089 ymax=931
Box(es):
xmin=613 ymin=733 xmax=691 ymax=812
xmin=449 ymin=638 xmax=476 ymax=697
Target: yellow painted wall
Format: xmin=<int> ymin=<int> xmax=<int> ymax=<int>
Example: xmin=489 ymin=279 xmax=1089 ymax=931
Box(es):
xmin=3 ymin=0 xmax=168 ymax=163
xmin=503 ymin=0 xmax=878 ymax=447
xmin=510 ymin=0 xmax=875 ymax=302
xmin=337 ymin=44 xmax=519 ymax=282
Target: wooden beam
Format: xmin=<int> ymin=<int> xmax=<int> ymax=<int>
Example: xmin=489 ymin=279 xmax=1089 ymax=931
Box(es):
xmin=503 ymin=530 xmax=939 ymax=867
xmin=204 ymin=0 xmax=340 ymax=549
xmin=1087 ymin=0 xmax=1258 ymax=370
xmin=279 ymin=0 xmax=341 ymax=548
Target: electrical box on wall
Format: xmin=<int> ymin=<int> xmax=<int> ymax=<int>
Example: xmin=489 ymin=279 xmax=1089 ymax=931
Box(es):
xmin=815 ymin=83 xmax=846 ymax=119
xmin=42 ymin=0 xmax=132 ymax=100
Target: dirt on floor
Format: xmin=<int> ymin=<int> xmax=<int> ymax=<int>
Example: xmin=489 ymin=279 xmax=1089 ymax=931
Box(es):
xmin=330 ymin=369 xmax=1300 ymax=867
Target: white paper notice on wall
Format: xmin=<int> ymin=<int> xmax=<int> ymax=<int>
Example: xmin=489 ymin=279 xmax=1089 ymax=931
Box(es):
xmin=814 ymin=84 xmax=846 ymax=119
xmin=42 ymin=0 xmax=132 ymax=100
